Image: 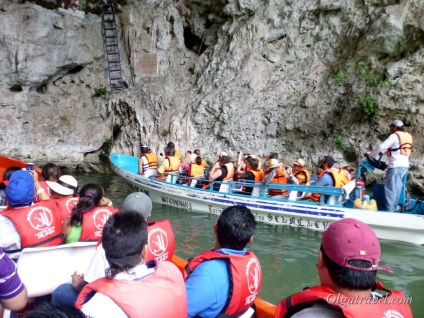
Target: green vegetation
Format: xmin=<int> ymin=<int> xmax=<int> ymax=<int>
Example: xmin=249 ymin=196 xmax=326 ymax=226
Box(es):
xmin=332 ymin=71 xmax=348 ymax=85
xmin=95 ymin=86 xmax=107 ymax=97
xmin=358 ymin=93 xmax=379 ymax=119
xmin=331 ymin=134 xmax=349 ymax=151
xmin=161 ymin=129 xmax=171 ymax=138
xmin=99 ymin=137 xmax=112 ymax=163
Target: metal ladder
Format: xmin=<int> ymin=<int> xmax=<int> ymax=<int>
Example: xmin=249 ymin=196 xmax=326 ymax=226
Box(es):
xmin=101 ymin=4 xmax=124 ymax=92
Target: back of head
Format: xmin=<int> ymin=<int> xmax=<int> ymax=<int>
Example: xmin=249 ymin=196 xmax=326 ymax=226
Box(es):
xmin=194 ymin=149 xmax=201 ymax=156
xmin=323 ymin=156 xmax=335 ymax=168
xmin=246 ymin=157 xmax=259 ymax=170
xmin=42 ymin=163 xmax=61 ymax=181
xmin=121 ymin=192 xmax=153 ymax=222
xmin=167 ymin=141 xmax=175 ymax=149
xmin=23 ymin=303 xmax=86 ymax=318
xmin=220 ymin=155 xmax=231 ymax=165
xmin=165 ymin=147 xmax=175 ymax=156
xmin=320 ymin=218 xmax=385 ymax=290
xmin=268 ymin=152 xmax=278 ymax=160
xmin=2 ymin=166 xmax=21 ymax=181
xmin=217 ymin=205 xmax=256 ymax=250
xmin=195 ymin=156 xmax=202 ymax=165
xmin=103 ymin=210 xmax=148 ymax=278
xmin=70 ymin=183 xmax=104 ymax=226
xmin=140 ymin=145 xmax=149 ymax=154
xmin=5 ymin=170 xmax=34 ymax=207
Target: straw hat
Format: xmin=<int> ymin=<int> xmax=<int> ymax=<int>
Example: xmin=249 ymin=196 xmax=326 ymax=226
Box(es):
xmin=46 ymin=175 xmax=78 ymax=196
xmin=293 ymin=159 xmax=305 ymax=167
xmin=266 ymin=158 xmax=282 ymax=169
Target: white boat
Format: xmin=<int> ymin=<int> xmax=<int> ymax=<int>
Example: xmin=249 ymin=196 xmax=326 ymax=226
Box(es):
xmin=110 ymin=153 xmax=424 ymax=245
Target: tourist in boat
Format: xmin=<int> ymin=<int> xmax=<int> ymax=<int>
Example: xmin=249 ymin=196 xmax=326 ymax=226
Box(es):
xmin=265 ymin=152 xmax=279 ymax=161
xmin=181 ymin=153 xmax=205 ymax=184
xmin=0 ymin=166 xmax=21 ymax=206
xmin=194 ymin=149 xmax=207 ymax=168
xmin=166 ymin=141 xmax=183 ymax=163
xmin=0 ymin=247 xmax=27 ymax=311
xmin=292 ymin=159 xmax=311 ymax=185
xmin=45 ymin=175 xmax=79 ymax=221
xmin=184 ymin=205 xmax=262 ymax=317
xmin=237 ymin=156 xmax=264 ymax=194
xmin=0 ymin=170 xmax=63 ymax=260
xmin=23 ymin=303 xmax=85 ymax=318
xmin=36 ymin=163 xmax=61 ymax=199
xmin=157 ymin=147 xmax=181 ymax=180
xmin=264 ymin=159 xmax=299 ymax=197
xmin=274 ymin=218 xmax=413 ymax=317
xmin=52 ymin=192 xmax=175 ymax=307
xmin=62 ymin=183 xmax=118 ymax=243
xmin=366 ymin=120 xmax=413 ymax=212
xmin=207 ymin=155 xmax=234 ymax=191
xmin=138 ymin=145 xmax=158 ymax=177
xmin=75 ymin=210 xmax=187 ymax=317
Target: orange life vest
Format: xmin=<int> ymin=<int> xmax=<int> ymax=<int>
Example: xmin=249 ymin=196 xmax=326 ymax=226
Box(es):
xmin=310 ymin=170 xmax=329 ymax=202
xmin=1 ymin=200 xmax=63 ymax=251
xmin=269 ymin=171 xmax=289 ymax=196
xmin=189 ymin=163 xmax=204 ymax=177
xmin=79 ymin=206 xmax=119 ymax=241
xmin=201 ymin=159 xmax=207 ymax=168
xmin=387 ymin=131 xmax=413 ymax=157
xmin=54 ymin=196 xmax=79 ymax=221
xmin=141 ymin=152 xmax=158 ymax=170
xmin=275 ymin=283 xmax=413 ymax=318
xmin=146 ymin=220 xmax=175 ymax=262
xmin=175 ymin=148 xmax=183 ymax=163
xmin=183 ymin=250 xmax=262 ymax=316
xmin=223 ymin=162 xmax=235 ymax=181
xmin=164 ymin=156 xmax=181 ymax=173
xmin=242 ymin=168 xmax=263 ymax=192
xmin=76 ymin=261 xmax=187 ymax=318
xmin=293 ymin=168 xmax=310 ymax=184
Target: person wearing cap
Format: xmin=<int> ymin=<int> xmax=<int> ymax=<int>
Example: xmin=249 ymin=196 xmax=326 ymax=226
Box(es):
xmin=264 ymin=159 xmax=299 ymax=196
xmin=274 ymin=218 xmax=413 ymax=318
xmin=0 ymin=170 xmax=63 ymax=260
xmin=366 ymin=120 xmax=413 ymax=212
xmin=44 ymin=175 xmax=79 ymax=221
xmin=52 ymin=192 xmax=175 ymax=307
xmin=292 ymin=159 xmax=311 ymax=185
xmin=138 ymin=145 xmax=158 ymax=177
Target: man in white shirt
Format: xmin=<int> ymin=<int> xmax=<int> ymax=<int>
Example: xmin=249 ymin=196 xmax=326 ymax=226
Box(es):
xmin=366 ymin=120 xmax=413 ymax=212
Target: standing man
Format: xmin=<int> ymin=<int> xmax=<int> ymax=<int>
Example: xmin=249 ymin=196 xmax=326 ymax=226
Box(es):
xmin=366 ymin=120 xmax=413 ymax=212
xmin=274 ymin=218 xmax=413 ymax=317
xmin=184 ymin=205 xmax=262 ymax=317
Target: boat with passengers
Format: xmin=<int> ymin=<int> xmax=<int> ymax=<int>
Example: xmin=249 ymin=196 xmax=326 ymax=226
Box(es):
xmin=110 ymin=153 xmax=424 ymax=246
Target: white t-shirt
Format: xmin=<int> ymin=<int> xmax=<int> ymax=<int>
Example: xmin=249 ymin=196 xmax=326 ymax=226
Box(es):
xmin=368 ymin=133 xmax=409 ymax=168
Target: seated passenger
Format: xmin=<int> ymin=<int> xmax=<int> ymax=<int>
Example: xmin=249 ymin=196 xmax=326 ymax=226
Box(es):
xmin=75 ymin=211 xmax=187 ymax=317
xmin=45 ymin=175 xmax=79 ymax=221
xmin=0 ymin=170 xmax=62 ymax=260
xmin=166 ymin=141 xmax=182 ymax=163
xmin=37 ymin=162 xmax=61 ymax=199
xmin=292 ymin=159 xmax=310 ymax=185
xmin=274 ymin=218 xmax=413 ymax=317
xmin=138 ymin=145 xmax=158 ymax=177
xmin=207 ymin=155 xmax=234 ymax=191
xmin=264 ymin=159 xmax=299 ymax=196
xmin=62 ymin=183 xmax=118 ymax=243
xmin=51 ymin=193 xmax=175 ymax=307
xmin=184 ymin=205 xmax=262 ymax=317
xmin=194 ymin=149 xmax=207 ymax=168
xmin=182 ymin=153 xmax=204 ymax=185
xmin=237 ymin=156 xmax=264 ymax=194
xmin=0 ymin=166 xmax=21 ymax=206
xmin=157 ymin=147 xmax=181 ymax=180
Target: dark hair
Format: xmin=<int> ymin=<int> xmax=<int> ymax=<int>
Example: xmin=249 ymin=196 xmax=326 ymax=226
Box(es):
xmin=321 ymin=246 xmax=376 ymax=290
xmin=217 ymin=205 xmax=256 ymax=250
xmin=70 ymin=183 xmax=104 ymax=226
xmin=322 ymin=156 xmax=335 ymax=169
xmin=195 ymin=156 xmax=202 ymax=165
xmin=165 ymin=147 xmax=175 ymax=156
xmin=41 ymin=163 xmax=61 ymax=181
xmin=1 ymin=167 xmax=21 ymax=190
xmin=103 ymin=210 xmax=148 ymax=279
xmin=194 ymin=149 xmax=201 ymax=156
xmin=220 ymin=155 xmax=231 ymax=164
xmin=140 ymin=145 xmax=149 ymax=153
xmin=397 ymin=126 xmax=405 ymax=131
xmin=167 ymin=141 xmax=175 ymax=149
xmin=268 ymin=152 xmax=278 ymax=159
xmin=246 ymin=157 xmax=259 ymax=170
xmin=23 ymin=303 xmax=87 ymax=318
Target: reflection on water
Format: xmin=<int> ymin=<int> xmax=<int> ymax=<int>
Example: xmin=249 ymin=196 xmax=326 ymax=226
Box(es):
xmin=75 ymin=172 xmax=424 ymax=316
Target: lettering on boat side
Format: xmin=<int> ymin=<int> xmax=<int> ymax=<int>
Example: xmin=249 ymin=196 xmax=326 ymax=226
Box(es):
xmin=266 ymin=214 xmax=331 ymax=230
xmin=161 ymin=195 xmax=192 ymax=211
xmin=139 ymin=189 xmax=150 ymax=196
xmin=208 ymin=205 xmax=223 ymax=215
xmin=254 ymin=213 xmax=264 ymax=221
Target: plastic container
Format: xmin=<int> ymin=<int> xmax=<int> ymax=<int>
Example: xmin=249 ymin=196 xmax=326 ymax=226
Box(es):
xmin=354 ymin=195 xmax=378 ymax=211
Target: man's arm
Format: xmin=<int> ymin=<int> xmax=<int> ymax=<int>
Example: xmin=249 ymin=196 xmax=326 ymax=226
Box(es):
xmin=368 ymin=134 xmax=397 ymax=157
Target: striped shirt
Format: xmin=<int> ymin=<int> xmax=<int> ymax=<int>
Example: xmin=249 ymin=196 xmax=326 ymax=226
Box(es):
xmin=0 ymin=248 xmax=24 ymax=299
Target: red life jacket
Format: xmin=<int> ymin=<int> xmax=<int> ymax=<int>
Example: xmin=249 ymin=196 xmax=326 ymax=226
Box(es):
xmin=76 ymin=261 xmax=187 ymax=317
xmin=269 ymin=170 xmax=289 ymax=196
xmin=54 ymin=196 xmax=79 ymax=221
xmin=1 ymin=200 xmax=63 ymax=250
xmin=32 ymin=180 xmax=52 ymax=202
xmin=183 ymin=250 xmax=262 ymax=316
xmin=275 ymin=283 xmax=413 ymax=318
xmin=146 ymin=220 xmax=175 ymax=262
xmin=387 ymin=131 xmax=413 ymax=157
xmin=79 ymin=206 xmax=118 ymax=241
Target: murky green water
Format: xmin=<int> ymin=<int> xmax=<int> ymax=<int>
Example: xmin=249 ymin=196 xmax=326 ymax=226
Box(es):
xmin=75 ymin=172 xmax=424 ymax=316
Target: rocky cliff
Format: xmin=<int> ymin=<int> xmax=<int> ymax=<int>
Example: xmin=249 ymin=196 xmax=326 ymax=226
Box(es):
xmin=0 ymin=0 xmax=423 ymax=192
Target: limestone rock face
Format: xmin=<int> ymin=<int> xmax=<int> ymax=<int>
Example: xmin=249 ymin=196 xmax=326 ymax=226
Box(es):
xmin=0 ymin=0 xmax=423 ymax=193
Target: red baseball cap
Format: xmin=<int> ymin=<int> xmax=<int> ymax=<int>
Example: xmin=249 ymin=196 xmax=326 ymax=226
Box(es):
xmin=322 ymin=218 xmax=393 ymax=274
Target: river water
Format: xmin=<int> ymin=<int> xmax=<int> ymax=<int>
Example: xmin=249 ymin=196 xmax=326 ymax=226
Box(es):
xmin=75 ymin=172 xmax=424 ymax=316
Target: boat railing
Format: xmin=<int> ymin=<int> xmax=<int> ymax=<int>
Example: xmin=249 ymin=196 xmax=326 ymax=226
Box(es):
xmin=156 ymin=173 xmax=348 ymax=205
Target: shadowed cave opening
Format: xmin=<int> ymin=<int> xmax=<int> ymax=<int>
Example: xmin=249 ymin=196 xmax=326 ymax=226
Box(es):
xmin=183 ymin=27 xmax=207 ymax=55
